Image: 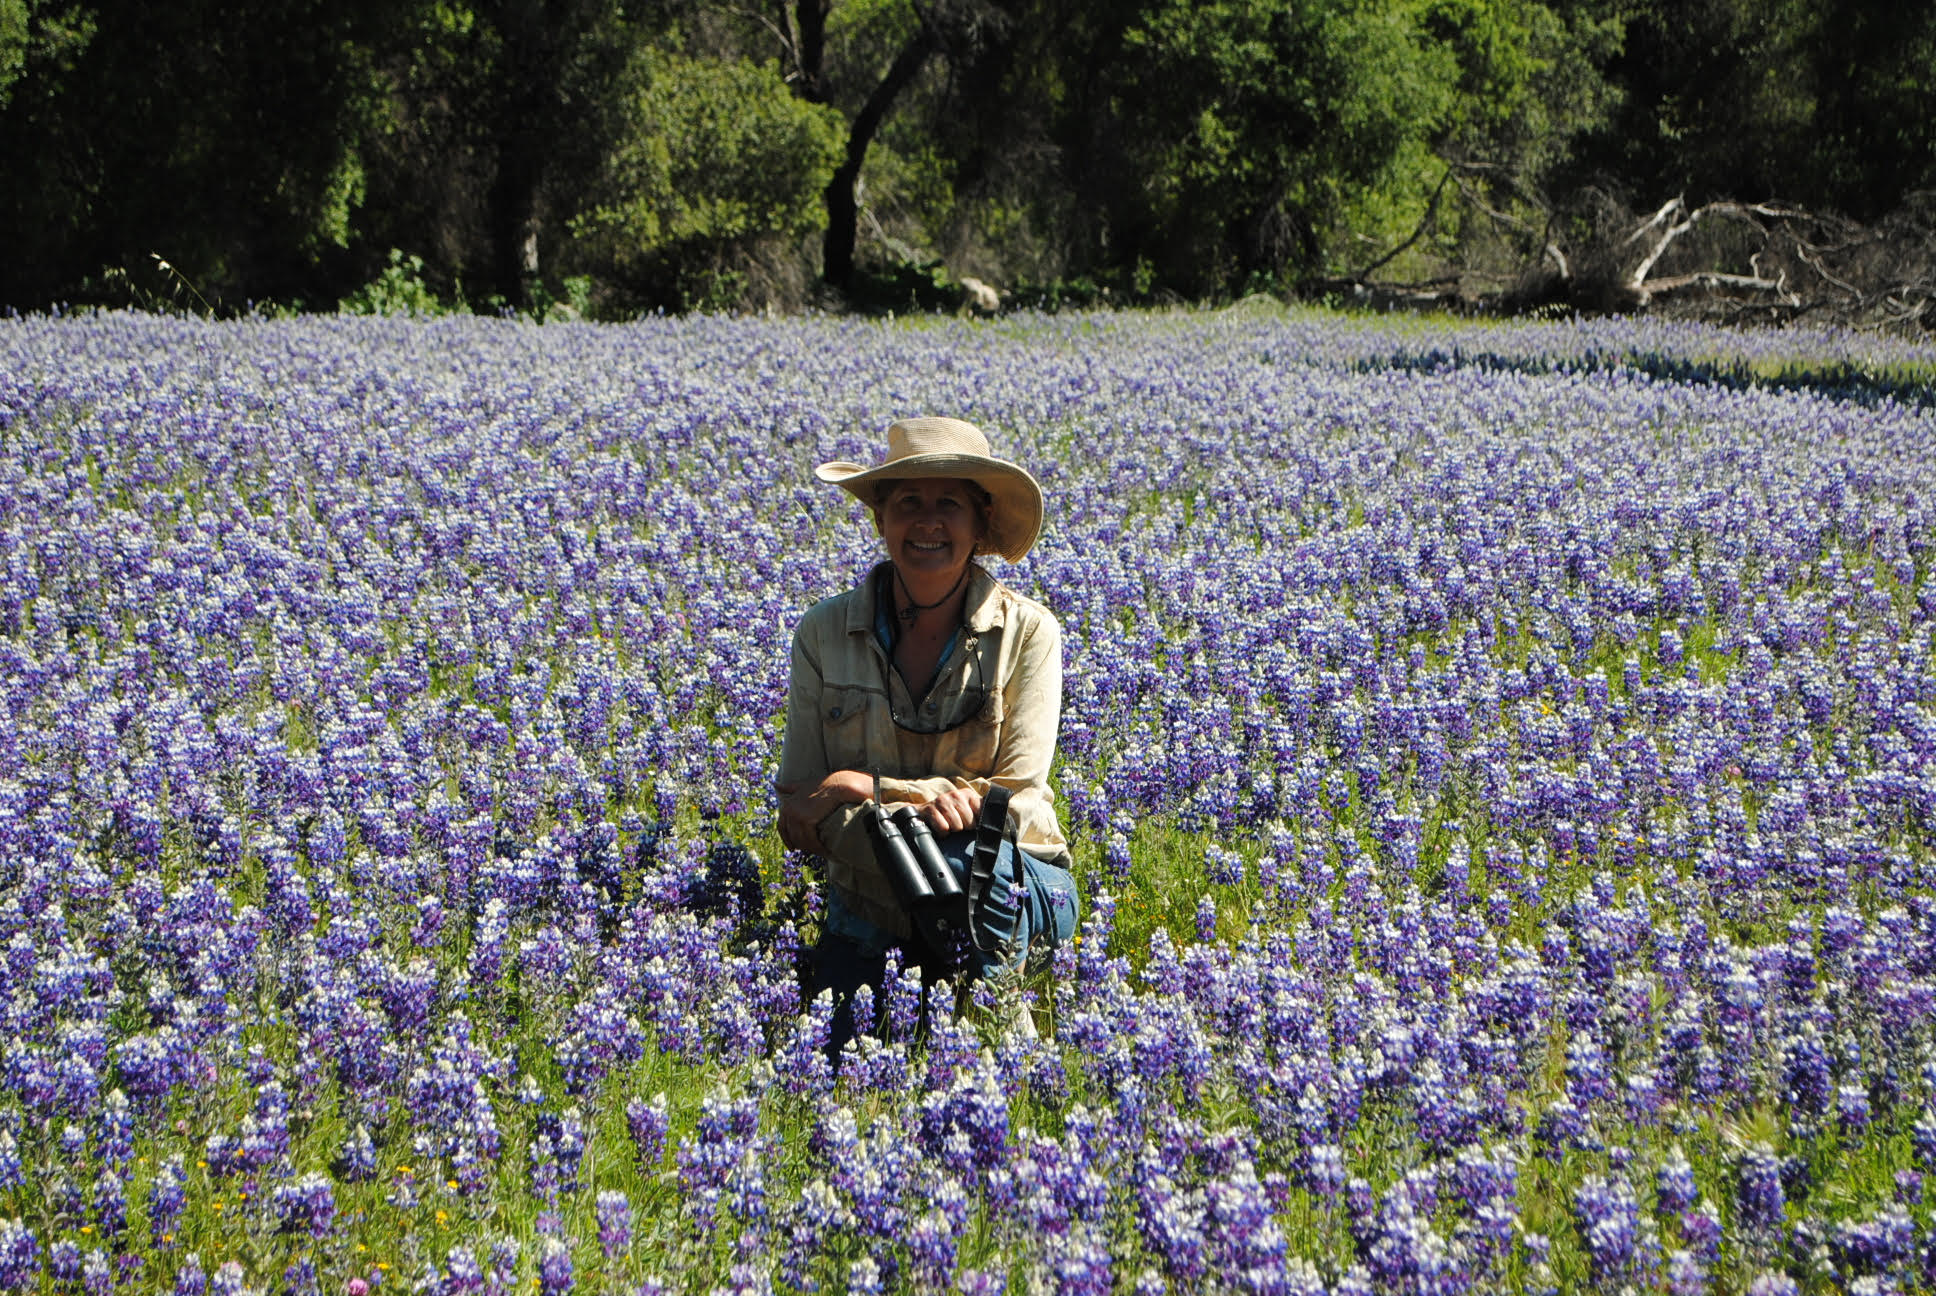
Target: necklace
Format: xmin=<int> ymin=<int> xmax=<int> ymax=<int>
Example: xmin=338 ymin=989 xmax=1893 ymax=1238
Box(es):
xmin=894 ymin=563 xmax=969 ymax=623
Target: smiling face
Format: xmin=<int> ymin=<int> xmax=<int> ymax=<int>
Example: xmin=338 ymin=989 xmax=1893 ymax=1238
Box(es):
xmin=875 ymin=477 xmax=989 ymax=591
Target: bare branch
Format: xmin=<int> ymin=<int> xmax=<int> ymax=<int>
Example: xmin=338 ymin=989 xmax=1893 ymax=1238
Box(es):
xmin=1452 ymin=175 xmax=1539 ymax=234
xmin=1624 ymin=196 xmax=1685 ymax=248
xmin=1353 ymin=169 xmax=1454 ymax=282
xmin=1644 ymin=271 xmax=1798 ymax=306
xmin=1796 ymin=247 xmax=1862 ymax=301
xmin=725 ymin=5 xmax=797 ymax=65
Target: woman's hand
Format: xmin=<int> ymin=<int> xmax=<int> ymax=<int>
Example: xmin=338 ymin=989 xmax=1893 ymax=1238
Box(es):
xmin=918 ymin=784 xmax=983 ymax=836
xmin=776 ymin=770 xmax=872 ymax=854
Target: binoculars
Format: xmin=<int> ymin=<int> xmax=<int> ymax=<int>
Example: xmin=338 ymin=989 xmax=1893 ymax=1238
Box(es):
xmin=860 ymin=783 xmax=1017 ymax=974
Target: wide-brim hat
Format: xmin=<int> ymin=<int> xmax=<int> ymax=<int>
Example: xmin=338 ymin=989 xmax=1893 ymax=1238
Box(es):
xmin=815 ymin=417 xmax=1044 ymax=563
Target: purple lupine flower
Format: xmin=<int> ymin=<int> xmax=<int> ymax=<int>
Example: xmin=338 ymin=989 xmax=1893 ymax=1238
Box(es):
xmin=0 ymin=1219 xmax=37 ymax=1290
xmin=94 ymin=1168 xmax=128 ymax=1239
xmin=1195 ymin=894 xmax=1219 ymax=943
xmin=1574 ymin=1173 xmax=1640 ymax=1282
xmin=1307 ymin=1144 xmax=1346 ymax=1199
xmin=1681 ymin=1200 xmax=1723 ymax=1263
xmin=1657 ymin=1146 xmax=1699 ymax=1214
xmin=98 ymin=1089 xmax=135 ymax=1166
xmin=536 ymin=1239 xmax=572 ymax=1296
xmin=1136 ymin=1171 xmax=1207 ymax=1287
xmin=1829 ymin=1206 xmax=1915 ymax=1278
xmin=846 ymin=1256 xmax=883 ymax=1296
xmin=626 ymin=1093 xmax=669 ymax=1168
xmin=271 ymin=1172 xmax=335 ymax=1237
xmin=337 ymin=1125 xmax=377 ymax=1181
xmin=773 ymin=990 xmax=837 ymax=1100
xmin=906 ymin=1205 xmax=959 ymax=1290
xmin=209 ymin=1261 xmax=248 ymax=1296
xmin=1781 ymin=1032 xmax=1831 ymax=1116
xmin=437 ymin=1247 xmax=484 ymax=1296
xmin=51 ymin=1239 xmax=82 ymax=1284
xmin=555 ymin=1107 xmax=587 ymax=1192
xmin=1912 ymin=1111 xmax=1936 ymax=1169
xmin=1737 ymin=1145 xmax=1785 ymax=1232
xmin=281 ymin=1259 xmax=319 ymax=1296
xmin=81 ymin=1239 xmax=110 ymax=1294
xmin=595 ymin=1190 xmax=632 ymax=1260
xmin=1665 ymin=1247 xmax=1708 ymax=1295
xmin=150 ymin=1154 xmax=187 ymax=1245
xmin=1836 ymin=1082 xmax=1872 ymax=1132
xmin=1203 ymin=845 xmax=1243 ymax=887
xmin=484 ymin=1240 xmax=520 ymax=1296
xmin=1743 ymin=1275 xmax=1798 ymax=1296
xmin=174 ymin=1254 xmax=207 ymax=1296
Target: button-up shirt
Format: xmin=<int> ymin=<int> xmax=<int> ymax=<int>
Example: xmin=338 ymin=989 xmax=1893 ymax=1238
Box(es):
xmin=777 ymin=562 xmax=1070 ymax=936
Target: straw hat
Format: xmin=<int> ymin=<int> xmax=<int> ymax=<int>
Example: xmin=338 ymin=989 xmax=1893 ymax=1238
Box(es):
xmin=815 ymin=417 xmax=1044 ymax=562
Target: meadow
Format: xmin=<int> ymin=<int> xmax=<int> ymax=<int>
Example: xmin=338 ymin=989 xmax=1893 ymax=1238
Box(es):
xmin=1 ymin=305 xmax=1933 ymax=1294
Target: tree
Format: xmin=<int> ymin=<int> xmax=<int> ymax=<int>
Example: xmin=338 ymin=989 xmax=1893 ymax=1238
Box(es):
xmin=353 ymin=0 xmax=659 ymax=311
xmin=0 ymin=0 xmax=411 ymax=309
xmin=0 ymin=0 xmax=93 ymax=110
xmin=567 ymin=47 xmax=845 ymax=310
xmin=1103 ymin=0 xmax=1467 ymax=292
xmin=773 ymin=0 xmax=1009 ymax=289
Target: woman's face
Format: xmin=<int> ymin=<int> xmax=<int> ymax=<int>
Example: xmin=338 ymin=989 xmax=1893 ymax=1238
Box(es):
xmin=877 ymin=478 xmax=987 ymax=584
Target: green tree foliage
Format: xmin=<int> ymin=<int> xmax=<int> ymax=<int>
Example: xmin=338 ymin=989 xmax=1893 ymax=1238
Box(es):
xmin=0 ymin=0 xmax=94 ymax=109
xmin=1117 ymin=0 xmax=1462 ymax=289
xmin=0 ymin=0 xmax=1930 ymax=313
xmin=1582 ymin=0 xmax=1936 ymax=219
xmin=568 ymin=48 xmax=845 ymax=311
xmin=351 ymin=0 xmax=662 ymax=311
xmin=0 ymin=0 xmax=408 ymax=309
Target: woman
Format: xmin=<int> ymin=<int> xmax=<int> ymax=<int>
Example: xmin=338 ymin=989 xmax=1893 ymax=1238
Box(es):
xmin=776 ymin=417 xmax=1079 ymax=1026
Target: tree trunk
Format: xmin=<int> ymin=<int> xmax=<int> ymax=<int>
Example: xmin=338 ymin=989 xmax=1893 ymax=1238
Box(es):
xmin=484 ymin=0 xmax=559 ymax=309
xmin=822 ymin=26 xmax=935 ymax=288
xmin=793 ymin=0 xmax=832 ymax=102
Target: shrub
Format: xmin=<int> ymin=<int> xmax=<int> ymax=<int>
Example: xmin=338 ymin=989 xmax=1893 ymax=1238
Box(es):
xmin=567 ymin=51 xmax=844 ymax=313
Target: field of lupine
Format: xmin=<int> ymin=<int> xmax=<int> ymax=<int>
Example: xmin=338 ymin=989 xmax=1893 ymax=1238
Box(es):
xmin=1 ymin=305 xmax=1934 ymax=1295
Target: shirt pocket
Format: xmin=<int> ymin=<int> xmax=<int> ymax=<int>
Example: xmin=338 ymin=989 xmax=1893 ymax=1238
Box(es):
xmin=822 ymin=686 xmax=875 ymax=773
xmin=945 ymin=686 xmax=1005 ymax=776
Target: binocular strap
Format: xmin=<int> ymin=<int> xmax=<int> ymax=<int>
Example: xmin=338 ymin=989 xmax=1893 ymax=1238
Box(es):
xmin=964 ymin=785 xmax=1022 ymax=960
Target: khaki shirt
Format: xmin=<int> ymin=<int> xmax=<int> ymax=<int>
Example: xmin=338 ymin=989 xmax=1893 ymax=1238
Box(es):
xmin=777 ymin=563 xmax=1069 ymax=938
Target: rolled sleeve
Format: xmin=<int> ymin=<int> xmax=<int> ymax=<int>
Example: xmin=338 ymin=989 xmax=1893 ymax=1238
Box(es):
xmin=992 ymin=611 xmax=1063 ymax=849
xmin=775 ymin=623 xmax=828 ymax=792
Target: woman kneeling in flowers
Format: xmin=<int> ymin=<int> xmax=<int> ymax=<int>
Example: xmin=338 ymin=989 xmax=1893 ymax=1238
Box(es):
xmin=776 ymin=417 xmax=1080 ymax=1034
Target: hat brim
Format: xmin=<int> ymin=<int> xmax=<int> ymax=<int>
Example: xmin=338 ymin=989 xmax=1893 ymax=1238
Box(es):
xmin=816 ymin=452 xmax=1044 ymax=563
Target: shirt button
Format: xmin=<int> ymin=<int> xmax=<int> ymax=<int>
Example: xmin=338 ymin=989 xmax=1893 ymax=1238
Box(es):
xmin=829 ymin=706 xmax=841 ymax=719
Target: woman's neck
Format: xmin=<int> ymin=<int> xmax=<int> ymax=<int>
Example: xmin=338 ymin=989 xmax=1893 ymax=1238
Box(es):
xmin=889 ymin=560 xmax=972 ymax=630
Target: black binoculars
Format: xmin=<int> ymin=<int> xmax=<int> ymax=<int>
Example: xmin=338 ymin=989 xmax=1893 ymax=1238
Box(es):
xmin=859 ymin=786 xmax=1016 ymax=973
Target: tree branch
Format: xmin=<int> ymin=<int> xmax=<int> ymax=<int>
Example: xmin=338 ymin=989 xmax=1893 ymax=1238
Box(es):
xmin=1352 ymin=169 xmax=1453 ymax=283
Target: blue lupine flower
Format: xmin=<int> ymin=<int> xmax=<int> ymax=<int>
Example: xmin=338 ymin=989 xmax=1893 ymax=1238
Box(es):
xmin=595 ymin=1190 xmax=632 ymax=1259
xmin=0 ymin=1219 xmax=37 ymax=1290
xmin=1737 ymin=1145 xmax=1786 ymax=1232
xmin=537 ymin=1238 xmax=573 ymax=1295
xmin=272 ymin=1172 xmax=336 ymax=1237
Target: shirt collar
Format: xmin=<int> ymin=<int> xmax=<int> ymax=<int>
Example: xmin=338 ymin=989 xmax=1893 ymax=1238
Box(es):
xmin=846 ymin=561 xmax=1006 ymax=636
